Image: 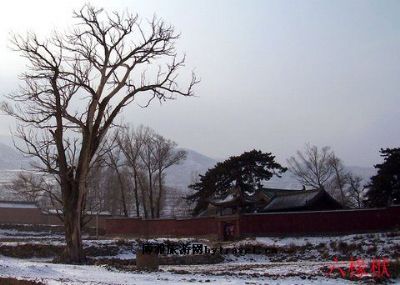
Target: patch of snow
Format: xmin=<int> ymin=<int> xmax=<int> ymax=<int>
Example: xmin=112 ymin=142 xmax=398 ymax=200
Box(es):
xmin=94 ymin=250 xmax=135 ymax=260
xmin=0 ymin=256 xmax=357 ymax=284
xmin=211 ymin=194 xmax=236 ymax=204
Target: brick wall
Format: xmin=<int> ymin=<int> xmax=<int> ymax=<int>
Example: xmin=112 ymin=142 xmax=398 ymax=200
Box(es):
xmin=104 ymin=206 xmax=400 ymax=238
xmin=0 ymin=207 xmax=43 ymax=224
xmin=105 ymin=216 xmax=218 ymax=238
xmin=0 ymin=206 xmax=110 ymax=230
xmin=239 ymin=206 xmax=400 ymax=236
xmin=2 ymin=205 xmax=399 ymax=237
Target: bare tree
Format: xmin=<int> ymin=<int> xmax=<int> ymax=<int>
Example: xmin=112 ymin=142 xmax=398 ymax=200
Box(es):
xmin=287 ymin=144 xmax=335 ymax=190
xmin=85 ymin=159 xmax=109 ymax=215
xmin=328 ymin=153 xmax=348 ymax=205
xmin=117 ymin=124 xmax=186 ymax=218
xmin=104 ymin=135 xmax=129 ymax=217
xmin=172 ymin=172 xmax=200 ymax=217
xmin=136 ymin=167 xmax=151 ymax=218
xmin=9 ymin=171 xmax=97 ymax=230
xmin=139 ymin=128 xmax=158 ymax=218
xmin=152 ymin=134 xmax=186 ymax=217
xmin=8 ymin=172 xmax=62 ymax=217
xmin=346 ymin=174 xmax=365 ymax=208
xmin=287 ymin=144 xmax=367 ymax=208
xmin=1 ymin=5 xmax=197 ymax=263
xmin=172 ymin=195 xmax=194 ymax=217
xmin=117 ymin=125 xmax=147 ymax=217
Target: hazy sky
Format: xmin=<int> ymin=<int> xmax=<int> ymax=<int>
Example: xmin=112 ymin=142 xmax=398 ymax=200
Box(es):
xmin=0 ymin=0 xmax=399 ymax=167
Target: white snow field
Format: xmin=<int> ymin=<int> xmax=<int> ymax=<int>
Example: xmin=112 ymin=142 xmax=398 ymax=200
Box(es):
xmin=0 ymin=226 xmax=399 ymax=284
xmin=0 ymin=256 xmax=355 ymax=285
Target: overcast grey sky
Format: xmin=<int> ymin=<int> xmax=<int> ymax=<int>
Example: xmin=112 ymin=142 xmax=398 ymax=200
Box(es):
xmin=0 ymin=0 xmax=399 ymax=167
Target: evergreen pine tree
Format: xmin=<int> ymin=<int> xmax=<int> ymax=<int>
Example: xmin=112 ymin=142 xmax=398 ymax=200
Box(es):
xmin=366 ymin=148 xmax=400 ymax=207
xmin=186 ymin=150 xmax=287 ymax=215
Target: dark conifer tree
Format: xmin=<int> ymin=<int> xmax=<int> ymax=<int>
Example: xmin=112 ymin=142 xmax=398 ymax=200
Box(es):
xmin=365 ymin=148 xmax=400 ymax=207
xmin=186 ymin=150 xmax=287 ymax=215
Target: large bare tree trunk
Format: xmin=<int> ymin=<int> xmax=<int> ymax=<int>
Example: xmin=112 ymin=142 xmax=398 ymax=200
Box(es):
xmin=64 ymin=207 xmax=83 ymax=263
xmin=61 ymin=153 xmax=90 ymax=263
xmin=62 ymin=183 xmax=85 ymax=263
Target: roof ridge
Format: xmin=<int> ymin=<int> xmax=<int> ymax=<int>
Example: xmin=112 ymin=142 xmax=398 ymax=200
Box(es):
xmin=275 ymin=188 xmax=321 ymax=196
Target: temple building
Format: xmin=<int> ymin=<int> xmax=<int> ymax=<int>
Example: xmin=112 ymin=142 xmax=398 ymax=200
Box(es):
xmin=201 ymin=187 xmax=343 ymax=216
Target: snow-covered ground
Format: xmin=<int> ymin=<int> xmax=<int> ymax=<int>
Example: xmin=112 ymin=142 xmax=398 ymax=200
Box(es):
xmin=0 ymin=256 xmax=356 ymax=285
xmin=0 ymin=225 xmax=399 ymax=284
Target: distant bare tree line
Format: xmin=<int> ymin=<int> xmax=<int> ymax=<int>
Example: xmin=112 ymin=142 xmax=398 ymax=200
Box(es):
xmin=100 ymin=124 xmax=187 ymax=218
xmin=9 ymin=124 xmax=187 ymax=219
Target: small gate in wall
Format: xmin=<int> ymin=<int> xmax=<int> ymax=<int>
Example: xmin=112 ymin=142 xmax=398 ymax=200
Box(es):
xmin=216 ymin=215 xmax=240 ymax=241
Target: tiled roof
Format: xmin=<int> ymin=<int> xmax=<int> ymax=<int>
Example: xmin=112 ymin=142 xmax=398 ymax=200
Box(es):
xmin=262 ymin=189 xmax=324 ymax=211
xmin=0 ymin=200 xmax=38 ymax=209
xmin=209 ymin=187 xmax=305 ymax=206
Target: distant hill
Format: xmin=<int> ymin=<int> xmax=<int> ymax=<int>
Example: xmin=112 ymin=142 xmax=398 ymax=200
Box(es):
xmin=0 ymin=142 xmax=31 ymax=170
xmin=164 ymin=148 xmax=217 ymax=190
xmin=0 ymin=138 xmax=376 ymax=210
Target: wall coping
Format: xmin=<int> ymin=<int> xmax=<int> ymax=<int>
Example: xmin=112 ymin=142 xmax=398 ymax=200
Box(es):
xmin=241 ymin=206 xmax=400 ymax=216
xmin=103 ymin=206 xmax=400 ymax=221
xmin=105 ymin=216 xmax=216 ymax=221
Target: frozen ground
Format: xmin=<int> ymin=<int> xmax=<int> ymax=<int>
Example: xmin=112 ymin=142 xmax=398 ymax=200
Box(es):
xmin=0 ymin=225 xmax=399 ymax=284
